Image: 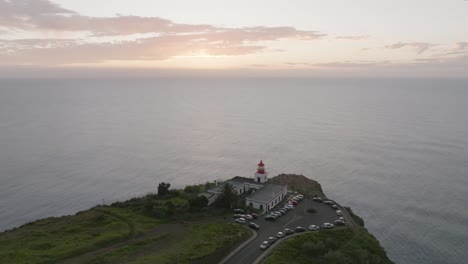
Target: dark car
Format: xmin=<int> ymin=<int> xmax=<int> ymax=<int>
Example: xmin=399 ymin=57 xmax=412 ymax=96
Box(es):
xmin=295 ymin=226 xmax=306 ymax=232
xmin=249 ymin=222 xmax=260 ymax=230
xmin=233 ymin=209 xmax=245 ymax=214
xmin=331 ymin=205 xmax=339 ymax=210
xmin=251 ymin=213 xmax=259 ymax=219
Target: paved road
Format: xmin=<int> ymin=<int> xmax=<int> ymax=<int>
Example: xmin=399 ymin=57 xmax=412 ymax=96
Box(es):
xmin=224 ymin=196 xmax=341 ymax=264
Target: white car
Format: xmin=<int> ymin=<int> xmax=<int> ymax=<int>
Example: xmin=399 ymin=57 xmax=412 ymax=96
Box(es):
xmin=277 ymin=231 xmax=285 ymax=238
xmin=235 ymin=218 xmax=246 ymax=224
xmin=271 ymin=212 xmax=281 ymax=217
xmin=336 ymin=210 xmax=343 ymax=216
xmin=322 ymin=223 xmax=334 ymax=229
xmin=260 ymin=241 xmax=270 ymax=250
xmin=244 ymin=214 xmax=253 ymax=220
xmin=324 ymin=200 xmax=334 ymax=205
xmin=308 ymin=225 xmax=320 ymax=231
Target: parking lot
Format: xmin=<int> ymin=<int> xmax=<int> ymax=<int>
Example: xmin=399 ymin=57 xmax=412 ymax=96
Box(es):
xmin=224 ymin=195 xmax=346 ymax=264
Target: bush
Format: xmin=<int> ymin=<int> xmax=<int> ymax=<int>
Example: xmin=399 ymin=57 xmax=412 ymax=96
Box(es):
xmin=189 ymin=196 xmax=209 ymax=210
xmin=344 ymin=207 xmax=365 ymax=227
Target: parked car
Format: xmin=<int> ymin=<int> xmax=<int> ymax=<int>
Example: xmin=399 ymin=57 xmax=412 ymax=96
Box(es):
xmin=271 ymin=212 xmax=281 ymax=217
xmin=331 ymin=205 xmax=339 ymax=210
xmin=233 ymin=209 xmax=245 ymax=214
xmin=244 ymin=214 xmax=253 ymax=220
xmin=334 ymin=219 xmax=346 ymax=226
xmin=277 ymin=231 xmax=285 ymax=238
xmin=284 ymin=228 xmax=294 ymax=235
xmin=260 ymin=241 xmax=270 ymax=250
xmin=275 ymin=211 xmax=284 ymax=216
xmin=336 ymin=210 xmax=343 ymax=216
xmin=339 ymin=217 xmax=345 ymax=222
xmin=233 ymin=214 xmax=244 ymax=218
xmin=286 ymin=205 xmax=294 ymax=210
xmin=251 ymin=213 xmax=259 ymax=219
xmin=235 ymin=218 xmax=246 ymax=224
xmin=264 ymin=215 xmax=276 ymax=221
xmin=324 ymin=200 xmax=334 ymax=205
xmin=279 ymin=209 xmax=287 ymax=215
xmin=322 ymin=223 xmax=334 ymax=229
xmin=290 ymin=200 xmax=298 ymax=206
xmin=249 ymin=222 xmax=260 ymax=230
xmin=268 ymin=236 xmax=277 ymax=244
xmin=308 ymin=225 xmax=320 ymax=231
xmin=313 ymin=197 xmax=323 ymax=202
xmin=295 ymin=226 xmax=306 ymax=232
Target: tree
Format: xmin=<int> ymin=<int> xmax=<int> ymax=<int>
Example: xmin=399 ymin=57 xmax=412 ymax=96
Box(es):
xmin=189 ymin=195 xmax=209 ymax=210
xmin=157 ymin=182 xmax=171 ymax=197
xmin=214 ymin=183 xmax=239 ymax=209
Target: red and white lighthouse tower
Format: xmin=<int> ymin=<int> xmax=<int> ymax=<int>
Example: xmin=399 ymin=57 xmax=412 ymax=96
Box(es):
xmin=255 ymin=160 xmax=268 ymax=183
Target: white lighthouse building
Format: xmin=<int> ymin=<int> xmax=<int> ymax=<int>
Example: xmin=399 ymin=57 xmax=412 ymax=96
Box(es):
xmin=205 ymin=160 xmax=288 ymax=212
xmin=255 ymin=160 xmax=268 ymax=183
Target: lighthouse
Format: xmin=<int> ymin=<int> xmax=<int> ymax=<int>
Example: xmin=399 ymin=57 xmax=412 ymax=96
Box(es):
xmin=255 ymin=160 xmax=268 ymax=183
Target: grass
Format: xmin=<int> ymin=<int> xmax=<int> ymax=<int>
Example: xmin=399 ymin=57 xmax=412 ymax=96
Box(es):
xmin=269 ymin=174 xmax=324 ymax=196
xmin=344 ymin=206 xmax=365 ymax=227
xmin=0 ymin=207 xmax=160 ymax=264
xmin=0 ymin=185 xmax=237 ymax=264
xmin=262 ymin=227 xmax=394 ymax=264
xmin=85 ymin=222 xmax=250 ymax=264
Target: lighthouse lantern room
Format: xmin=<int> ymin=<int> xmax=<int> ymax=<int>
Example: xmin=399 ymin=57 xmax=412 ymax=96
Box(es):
xmin=255 ymin=160 xmax=268 ymax=183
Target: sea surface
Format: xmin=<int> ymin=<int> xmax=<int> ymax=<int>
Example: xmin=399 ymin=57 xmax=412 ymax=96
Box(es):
xmin=0 ymin=78 xmax=467 ymax=264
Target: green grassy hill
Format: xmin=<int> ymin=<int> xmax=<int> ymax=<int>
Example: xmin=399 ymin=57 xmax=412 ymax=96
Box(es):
xmin=0 ymin=183 xmax=250 ymax=264
xmin=263 ymin=227 xmax=394 ymax=264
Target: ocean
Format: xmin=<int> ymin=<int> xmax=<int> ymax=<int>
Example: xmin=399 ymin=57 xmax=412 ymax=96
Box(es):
xmin=0 ymin=77 xmax=467 ymax=264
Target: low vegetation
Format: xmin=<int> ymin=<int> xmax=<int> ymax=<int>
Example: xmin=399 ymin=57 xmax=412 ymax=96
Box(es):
xmin=344 ymin=206 xmax=365 ymax=227
xmin=262 ymin=227 xmax=394 ymax=264
xmin=0 ymin=181 xmax=244 ymax=264
xmin=85 ymin=222 xmax=250 ymax=264
xmin=0 ymin=207 xmax=160 ymax=264
xmin=270 ymin=174 xmax=324 ymax=196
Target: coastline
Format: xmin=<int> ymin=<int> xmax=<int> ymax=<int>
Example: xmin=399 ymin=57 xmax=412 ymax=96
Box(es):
xmin=0 ymin=174 xmax=394 ymax=264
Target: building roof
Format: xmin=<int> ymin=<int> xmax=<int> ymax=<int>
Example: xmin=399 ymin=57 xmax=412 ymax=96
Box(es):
xmin=229 ymin=176 xmax=255 ymax=184
xmin=207 ymin=176 xmax=254 ymax=193
xmin=246 ymin=183 xmax=286 ymax=203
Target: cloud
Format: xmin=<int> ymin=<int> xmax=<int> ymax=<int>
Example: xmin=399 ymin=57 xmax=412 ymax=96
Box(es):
xmin=0 ymin=0 xmax=325 ymax=65
xmin=336 ymin=35 xmax=370 ymax=40
xmin=0 ymin=28 xmax=321 ymax=65
xmin=0 ymin=0 xmax=324 ymax=38
xmin=386 ymin=42 xmax=436 ymax=54
xmin=454 ymin=42 xmax=468 ymax=50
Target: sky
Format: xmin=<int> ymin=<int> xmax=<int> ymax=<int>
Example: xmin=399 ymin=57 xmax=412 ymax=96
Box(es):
xmin=0 ymin=0 xmax=467 ymax=78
